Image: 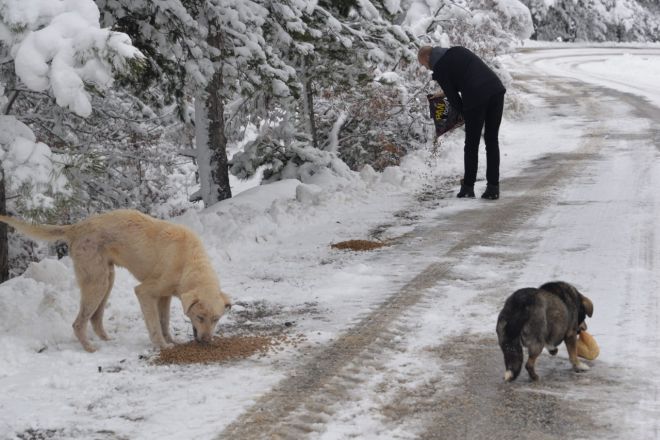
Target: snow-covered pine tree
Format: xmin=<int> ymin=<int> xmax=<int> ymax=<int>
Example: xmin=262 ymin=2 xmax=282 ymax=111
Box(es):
xmin=520 ymin=0 xmax=660 ymax=42
xmin=97 ymin=0 xmax=220 ymax=206
xmin=98 ymin=0 xmax=303 ymax=206
xmin=312 ymin=0 xmax=424 ymax=172
xmin=227 ymin=0 xmax=320 ymax=183
xmin=230 ymin=0 xmax=429 ymax=181
xmin=0 ymin=0 xmax=142 ymax=278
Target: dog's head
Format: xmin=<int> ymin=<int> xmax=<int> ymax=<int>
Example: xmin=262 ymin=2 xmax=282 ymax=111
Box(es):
xmin=181 ymin=289 xmax=232 ymax=343
xmin=577 ymin=293 xmax=594 ymax=332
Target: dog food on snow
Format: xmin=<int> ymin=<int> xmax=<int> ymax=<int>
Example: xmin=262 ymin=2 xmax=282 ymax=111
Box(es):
xmin=154 ymin=334 xmax=301 ymax=365
xmin=331 ymin=239 xmax=387 ymax=251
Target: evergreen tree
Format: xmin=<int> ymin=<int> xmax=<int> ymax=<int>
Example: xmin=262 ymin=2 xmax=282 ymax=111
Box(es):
xmin=97 ymin=0 xmax=303 ymax=206
xmin=230 ymin=0 xmax=426 ymax=181
xmin=0 ymin=0 xmax=142 ymax=275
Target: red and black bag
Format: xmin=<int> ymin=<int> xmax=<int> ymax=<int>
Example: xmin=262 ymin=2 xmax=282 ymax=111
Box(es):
xmin=427 ymin=94 xmax=463 ymax=137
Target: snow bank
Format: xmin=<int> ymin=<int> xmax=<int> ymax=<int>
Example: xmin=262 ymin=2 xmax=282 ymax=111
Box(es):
xmin=0 ymin=259 xmax=78 ymax=356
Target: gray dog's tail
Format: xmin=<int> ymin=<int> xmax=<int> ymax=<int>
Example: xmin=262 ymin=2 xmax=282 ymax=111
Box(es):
xmin=497 ymin=323 xmax=523 ymax=381
xmin=497 ymin=288 xmax=537 ymax=381
xmin=0 ymin=215 xmax=71 ymax=242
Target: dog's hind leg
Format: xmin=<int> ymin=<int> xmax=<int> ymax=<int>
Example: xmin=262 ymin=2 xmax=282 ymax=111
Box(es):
xmin=134 ymin=282 xmax=170 ymax=349
xmin=158 ymin=296 xmax=174 ymax=344
xmin=525 ymin=344 xmax=543 ymax=381
xmin=90 ymin=265 xmax=115 ymax=341
xmin=72 ymin=257 xmax=114 ymax=352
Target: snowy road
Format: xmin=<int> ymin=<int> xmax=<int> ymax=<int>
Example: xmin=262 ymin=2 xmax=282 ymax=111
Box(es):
xmin=219 ymin=47 xmax=660 ymax=439
xmin=1 ymin=46 xmax=659 ymax=440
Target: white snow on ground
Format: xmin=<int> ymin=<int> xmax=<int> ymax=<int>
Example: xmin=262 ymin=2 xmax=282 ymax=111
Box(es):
xmin=1 ymin=43 xmax=660 ymax=439
xmin=519 ymin=43 xmax=660 ymax=108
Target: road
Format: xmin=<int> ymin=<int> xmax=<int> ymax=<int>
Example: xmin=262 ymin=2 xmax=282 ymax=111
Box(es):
xmin=217 ymin=47 xmax=660 ymax=439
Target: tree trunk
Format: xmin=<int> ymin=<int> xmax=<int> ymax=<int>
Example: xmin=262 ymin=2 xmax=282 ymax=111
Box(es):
xmin=0 ymin=165 xmax=8 ymax=282
xmin=300 ymin=58 xmax=318 ymax=149
xmin=194 ymin=24 xmax=232 ymax=207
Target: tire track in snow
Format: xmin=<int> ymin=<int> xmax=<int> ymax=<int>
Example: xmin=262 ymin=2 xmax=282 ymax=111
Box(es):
xmin=217 ymin=77 xmax=605 ymax=439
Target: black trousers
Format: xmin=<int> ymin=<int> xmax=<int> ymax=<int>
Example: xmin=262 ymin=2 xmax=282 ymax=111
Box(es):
xmin=461 ymin=92 xmax=505 ymax=187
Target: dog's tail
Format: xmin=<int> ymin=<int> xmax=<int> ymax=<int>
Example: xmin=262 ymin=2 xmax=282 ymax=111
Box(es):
xmin=0 ymin=215 xmax=71 ymax=242
xmin=496 ymin=288 xmax=537 ymax=382
xmin=497 ymin=320 xmax=523 ymax=382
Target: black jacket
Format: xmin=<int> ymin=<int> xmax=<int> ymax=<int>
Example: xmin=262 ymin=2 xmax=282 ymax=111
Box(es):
xmin=431 ymin=46 xmax=505 ymax=113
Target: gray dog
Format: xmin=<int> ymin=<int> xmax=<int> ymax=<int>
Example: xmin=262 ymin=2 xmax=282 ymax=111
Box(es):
xmin=496 ymin=281 xmax=594 ymax=381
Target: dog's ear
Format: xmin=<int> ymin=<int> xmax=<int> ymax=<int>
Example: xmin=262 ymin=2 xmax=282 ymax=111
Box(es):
xmin=219 ymin=290 xmax=232 ymax=310
xmin=581 ymin=296 xmax=594 ymax=317
xmin=181 ymin=291 xmax=199 ymax=315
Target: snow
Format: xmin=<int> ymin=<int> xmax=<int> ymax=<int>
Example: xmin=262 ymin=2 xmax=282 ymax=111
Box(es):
xmin=524 ymin=0 xmax=660 ymax=41
xmin=3 ymin=0 xmax=141 ymax=117
xmin=0 ymin=116 xmax=68 ymax=208
xmin=271 ymin=78 xmax=290 ymax=97
xmin=327 ymin=111 xmax=349 ymax=153
xmin=376 ymin=71 xmax=402 ymax=84
xmin=527 ymin=47 xmax=660 ymax=108
xmin=383 ymin=0 xmax=401 ymax=15
xmin=1 ymin=43 xmax=660 ymax=438
xmin=1 ymin=0 xmax=142 ymax=212
xmin=490 ymin=0 xmax=535 ymax=39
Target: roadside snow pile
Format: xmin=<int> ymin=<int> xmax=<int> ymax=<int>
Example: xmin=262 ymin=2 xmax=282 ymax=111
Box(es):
xmin=175 ymin=147 xmax=461 ymax=263
xmin=0 ymin=258 xmax=78 ymax=376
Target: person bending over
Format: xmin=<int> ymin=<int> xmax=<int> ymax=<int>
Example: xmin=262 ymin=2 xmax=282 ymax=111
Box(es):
xmin=418 ymin=45 xmax=505 ymax=200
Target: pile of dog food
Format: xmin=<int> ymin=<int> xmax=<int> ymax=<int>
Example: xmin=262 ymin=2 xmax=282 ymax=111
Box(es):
xmin=154 ymin=333 xmax=305 ymax=365
xmin=331 ymin=239 xmax=387 ymax=251
xmin=156 ymin=336 xmax=276 ymax=365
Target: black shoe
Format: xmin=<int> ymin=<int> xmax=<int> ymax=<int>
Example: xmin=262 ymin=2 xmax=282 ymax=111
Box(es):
xmin=481 ymin=183 xmax=499 ymax=200
xmin=457 ymin=180 xmax=475 ymax=198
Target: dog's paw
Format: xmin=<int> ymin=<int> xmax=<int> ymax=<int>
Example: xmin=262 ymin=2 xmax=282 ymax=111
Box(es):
xmin=504 ymin=370 xmax=514 ymax=382
xmin=164 ymin=336 xmax=179 ymax=345
xmin=573 ymin=361 xmax=590 ymax=372
xmin=83 ymin=343 xmax=98 ymax=353
xmin=157 ymin=342 xmax=175 ymax=350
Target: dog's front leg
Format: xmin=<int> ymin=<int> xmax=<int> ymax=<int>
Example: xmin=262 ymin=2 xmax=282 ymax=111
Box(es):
xmin=158 ymin=296 xmax=175 ymax=344
xmin=565 ymin=334 xmax=589 ymax=372
xmin=135 ymin=283 xmax=172 ymax=349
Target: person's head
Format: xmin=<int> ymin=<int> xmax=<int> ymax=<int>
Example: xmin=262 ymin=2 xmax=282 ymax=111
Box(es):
xmin=417 ymin=46 xmax=433 ymax=70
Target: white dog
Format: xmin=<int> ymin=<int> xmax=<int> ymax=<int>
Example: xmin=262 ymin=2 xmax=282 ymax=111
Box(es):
xmin=0 ymin=209 xmax=231 ymax=352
